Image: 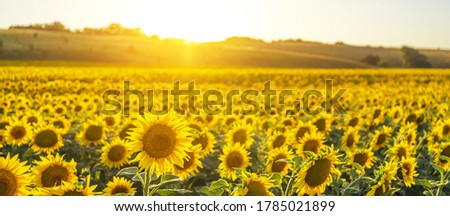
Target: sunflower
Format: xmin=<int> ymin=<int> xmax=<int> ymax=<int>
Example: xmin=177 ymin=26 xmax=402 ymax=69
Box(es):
xmin=191 ymin=129 xmax=216 ymax=159
xmin=116 ymin=119 xmax=137 ymax=141
xmin=267 ymin=131 xmax=291 ymax=150
xmin=173 ymin=144 xmax=203 ymax=180
xmin=233 ymin=173 xmax=274 ymax=196
xmin=312 ymin=114 xmax=332 ymax=134
xmin=367 ymin=160 xmax=398 ymax=196
xmin=218 ymin=143 xmax=252 ymax=181
xmin=0 ymin=154 xmax=30 ymax=196
xmin=0 ymin=116 xmax=10 ymax=130
xmin=32 ymin=154 xmax=78 ymax=188
xmin=188 ymin=121 xmax=203 ymax=133
xmin=291 ymin=121 xmax=315 ymax=144
xmin=101 ymin=138 xmax=132 ymax=169
xmin=397 ymin=123 xmax=417 ymax=145
xmin=53 ymin=181 xmax=97 ymax=196
xmin=76 ymin=120 xmax=107 ymax=146
xmin=103 ymin=176 xmax=136 ymax=195
xmin=296 ymin=131 xmax=326 ymax=159
xmin=369 ymin=106 xmax=386 ymax=125
xmin=295 ymin=146 xmax=342 ymax=196
xmin=434 ymin=142 xmax=450 ymax=170
xmin=4 ymin=117 xmax=32 ymax=146
xmin=280 ymin=117 xmax=295 ymax=128
xmin=50 ymin=116 xmax=71 ymax=135
xmin=53 ymin=104 xmax=67 ymax=116
xmin=400 ymin=157 xmax=419 ymax=187
xmin=31 ymin=124 xmax=64 ymax=154
xmin=265 ymin=147 xmax=293 ymax=176
xmin=341 ymin=127 xmax=360 ymax=151
xmin=258 ymin=118 xmax=274 ymax=132
xmin=437 ymin=119 xmax=450 ymax=140
xmin=129 ymin=111 xmax=192 ymax=175
xmin=20 ymin=110 xmax=42 ymax=126
xmin=347 ymin=148 xmax=376 ymax=173
xmin=370 ymin=126 xmax=393 ymax=151
xmin=102 ymin=115 xmax=119 ymax=128
xmin=225 ymin=123 xmax=254 ymax=149
xmin=387 ymin=140 xmax=414 ymax=161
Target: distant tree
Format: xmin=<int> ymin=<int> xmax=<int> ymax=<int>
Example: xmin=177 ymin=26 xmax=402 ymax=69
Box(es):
xmin=377 ymin=60 xmax=389 ymax=68
xmin=33 ymin=32 xmax=38 ymax=38
xmin=0 ymin=40 xmax=3 ymax=49
xmin=362 ymin=55 xmax=380 ymax=66
xmin=401 ymin=46 xmax=432 ymax=68
xmin=335 ymin=41 xmax=345 ymax=45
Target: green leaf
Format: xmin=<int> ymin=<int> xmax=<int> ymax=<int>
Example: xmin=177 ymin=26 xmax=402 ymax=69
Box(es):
xmin=132 ymin=172 xmax=145 ymax=182
xmin=353 ymin=163 xmax=364 ymax=173
xmin=432 ymin=163 xmax=445 ymax=174
xmin=160 ymin=174 xmax=181 ymax=183
xmin=414 ymin=179 xmax=433 ymax=189
xmin=269 ymin=173 xmax=282 ymax=186
xmin=209 ymin=179 xmax=230 ymax=190
xmin=385 ymin=188 xmax=400 ymax=196
xmin=195 ymin=186 xmax=224 ymax=196
xmin=439 ymin=155 xmax=450 ymax=163
xmin=157 ymin=189 xmax=192 ymax=196
xmin=117 ymin=167 xmax=138 ymax=177
xmin=234 ymin=168 xmax=244 ymax=179
xmin=113 ymin=193 xmax=129 ymax=196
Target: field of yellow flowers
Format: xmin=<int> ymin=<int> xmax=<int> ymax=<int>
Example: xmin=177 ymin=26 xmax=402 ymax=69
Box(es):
xmin=1 ymin=67 xmax=449 ymax=196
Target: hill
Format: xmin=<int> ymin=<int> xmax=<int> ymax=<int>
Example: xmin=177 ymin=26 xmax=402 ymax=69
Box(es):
xmin=0 ymin=29 xmax=449 ymax=68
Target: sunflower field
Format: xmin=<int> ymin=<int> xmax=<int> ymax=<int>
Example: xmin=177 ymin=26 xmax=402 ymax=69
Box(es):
xmin=1 ymin=67 xmax=449 ymax=196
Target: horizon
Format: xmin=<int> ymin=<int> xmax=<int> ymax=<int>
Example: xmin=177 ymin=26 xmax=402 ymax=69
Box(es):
xmin=1 ymin=0 xmax=450 ymax=49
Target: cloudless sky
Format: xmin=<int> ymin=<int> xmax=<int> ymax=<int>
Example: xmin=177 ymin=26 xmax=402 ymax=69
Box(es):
xmin=1 ymin=0 xmax=450 ymax=48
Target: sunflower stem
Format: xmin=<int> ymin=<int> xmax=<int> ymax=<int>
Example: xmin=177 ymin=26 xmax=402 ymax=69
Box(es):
xmin=143 ymin=168 xmax=152 ymax=196
xmin=436 ymin=170 xmax=448 ymax=196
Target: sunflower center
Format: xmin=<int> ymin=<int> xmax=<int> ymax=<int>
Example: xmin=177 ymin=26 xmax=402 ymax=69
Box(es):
xmin=63 ymin=190 xmax=84 ymax=196
xmin=104 ymin=117 xmax=116 ymax=126
xmin=175 ymin=152 xmax=194 ymax=170
xmin=225 ymin=118 xmax=236 ymax=125
xmin=283 ymin=120 xmax=293 ymax=127
xmin=406 ymin=134 xmax=413 ymax=144
xmin=0 ymin=122 xmax=9 ymax=130
xmin=108 ymin=145 xmax=127 ymax=162
xmin=10 ymin=126 xmax=26 ymax=139
xmin=303 ymin=140 xmax=319 ymax=153
xmin=142 ymin=124 xmax=177 ymax=158
xmin=262 ymin=121 xmax=270 ymax=131
xmin=296 ymin=127 xmax=310 ymax=141
xmin=232 ymin=129 xmax=248 ymax=145
xmin=53 ymin=120 xmax=65 ymax=129
xmin=192 ymin=134 xmax=209 ymax=150
xmin=440 ymin=146 xmax=450 ymax=163
xmin=41 ymin=165 xmax=69 ymax=187
xmin=271 ymin=154 xmax=288 ymax=173
xmin=85 ymin=125 xmax=103 ymax=141
xmin=305 ymin=159 xmax=331 ymax=187
xmin=346 ymin=134 xmax=355 ymax=148
xmin=188 ymin=123 xmax=202 ymax=132
xmin=0 ymin=169 xmax=17 ymax=196
xmin=74 ymin=105 xmax=82 ymax=112
xmin=27 ymin=116 xmax=38 ymax=124
xmin=272 ymin=135 xmax=286 ymax=148
xmin=373 ymin=109 xmax=381 ymax=119
xmin=402 ymin=163 xmax=412 ymax=176
xmin=35 ymin=129 xmax=58 ymax=148
xmin=397 ymin=147 xmax=407 ymax=159
xmin=119 ymin=124 xmax=136 ymax=140
xmin=406 ymin=114 xmax=417 ymax=123
xmin=314 ymin=119 xmax=326 ymax=132
xmin=349 ymin=118 xmax=359 ymax=127
xmin=55 ymin=107 xmax=64 ymax=114
xmin=443 ymin=125 xmax=450 ymax=136
xmin=226 ymin=151 xmax=244 ymax=168
xmin=376 ymin=134 xmax=387 ymax=145
xmin=245 ymin=181 xmax=268 ymax=196
xmin=111 ymin=185 xmax=129 ymax=195
xmin=353 ymin=153 xmax=369 ymax=166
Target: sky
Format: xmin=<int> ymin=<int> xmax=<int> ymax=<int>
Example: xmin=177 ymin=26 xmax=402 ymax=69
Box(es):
xmin=1 ymin=0 xmax=450 ymax=48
